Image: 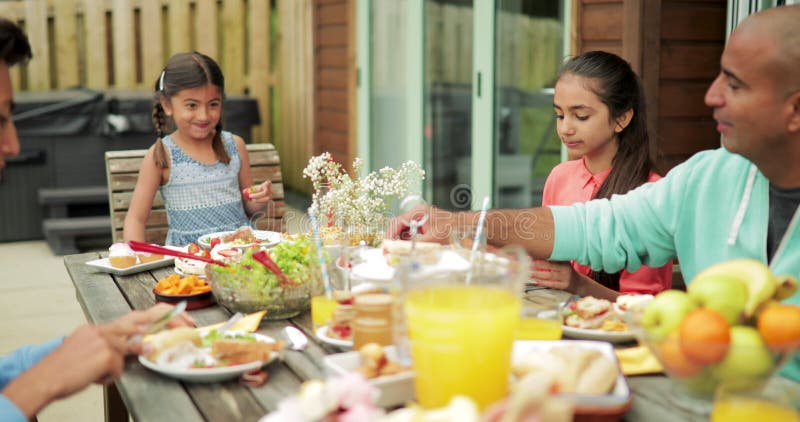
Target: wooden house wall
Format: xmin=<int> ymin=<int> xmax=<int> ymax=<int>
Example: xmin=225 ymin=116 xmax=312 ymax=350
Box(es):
xmin=312 ymin=0 xmax=357 ymax=175
xmin=576 ymin=0 xmax=727 ymax=173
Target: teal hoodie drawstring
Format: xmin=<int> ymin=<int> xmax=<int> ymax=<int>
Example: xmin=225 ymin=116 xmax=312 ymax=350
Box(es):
xmin=727 ymin=165 xmax=758 ymax=246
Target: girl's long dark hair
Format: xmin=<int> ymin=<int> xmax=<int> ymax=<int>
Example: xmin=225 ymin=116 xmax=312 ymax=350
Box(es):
xmin=557 ymin=51 xmax=658 ymax=291
xmin=151 ymin=51 xmax=228 ymax=168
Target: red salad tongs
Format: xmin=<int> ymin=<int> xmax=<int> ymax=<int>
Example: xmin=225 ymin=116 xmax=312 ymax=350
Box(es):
xmin=252 ymin=250 xmax=292 ymax=286
xmin=128 ymin=241 xmax=228 ymax=267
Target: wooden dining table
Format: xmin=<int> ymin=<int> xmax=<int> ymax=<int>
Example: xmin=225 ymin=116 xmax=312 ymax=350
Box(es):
xmin=64 ymin=251 xmax=706 ymax=422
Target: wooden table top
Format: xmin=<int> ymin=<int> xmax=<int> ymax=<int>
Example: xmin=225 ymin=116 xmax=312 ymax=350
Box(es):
xmin=64 ymin=252 xmax=706 ymax=422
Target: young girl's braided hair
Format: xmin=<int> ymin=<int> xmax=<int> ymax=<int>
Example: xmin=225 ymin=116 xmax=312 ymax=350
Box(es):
xmin=152 ymin=51 xmax=229 ymax=168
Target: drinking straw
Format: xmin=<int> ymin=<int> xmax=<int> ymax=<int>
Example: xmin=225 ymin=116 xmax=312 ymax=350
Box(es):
xmin=466 ymin=196 xmax=490 ymax=285
xmin=308 ymin=209 xmax=333 ymax=298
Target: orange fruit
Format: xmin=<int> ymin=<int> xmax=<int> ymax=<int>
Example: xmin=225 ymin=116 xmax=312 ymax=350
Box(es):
xmin=757 ymin=304 xmax=800 ymax=351
xmin=659 ymin=331 xmax=704 ymax=377
xmin=679 ymin=309 xmax=731 ymax=364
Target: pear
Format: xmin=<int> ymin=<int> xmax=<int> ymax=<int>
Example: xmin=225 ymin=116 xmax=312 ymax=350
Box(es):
xmin=693 ymin=259 xmax=776 ymax=318
xmin=711 ymin=326 xmax=776 ymax=391
xmin=774 ymin=275 xmax=799 ymax=301
xmin=688 ymin=274 xmax=748 ymax=325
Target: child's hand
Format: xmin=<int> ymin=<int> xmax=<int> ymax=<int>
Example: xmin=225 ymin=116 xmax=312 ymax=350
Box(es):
xmin=530 ymin=259 xmax=580 ymax=292
xmin=242 ymin=180 xmax=273 ymax=203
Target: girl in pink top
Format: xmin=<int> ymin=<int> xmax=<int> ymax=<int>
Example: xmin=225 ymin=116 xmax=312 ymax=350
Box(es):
xmin=532 ymin=51 xmax=672 ymax=299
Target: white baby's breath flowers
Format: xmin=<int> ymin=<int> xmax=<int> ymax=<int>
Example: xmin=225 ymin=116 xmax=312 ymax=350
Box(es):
xmin=303 ymin=153 xmax=425 ymax=240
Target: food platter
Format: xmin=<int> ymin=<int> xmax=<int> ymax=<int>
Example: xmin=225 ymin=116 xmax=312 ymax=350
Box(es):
xmin=315 ymin=325 xmax=353 ymax=349
xmin=86 ymin=255 xmax=175 ymax=276
xmin=512 ymin=340 xmax=632 ymax=408
xmin=197 ymin=230 xmax=282 ymax=250
xmin=561 ymin=325 xmax=637 ymax=343
xmin=138 ymin=332 xmax=279 ymax=383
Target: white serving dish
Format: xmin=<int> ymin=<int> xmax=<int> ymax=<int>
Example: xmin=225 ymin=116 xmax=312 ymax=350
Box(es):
xmin=512 ymin=340 xmax=631 ymax=408
xmin=197 ymin=230 xmax=282 ymax=249
xmin=323 ymin=345 xmax=414 ymax=408
xmin=86 ymin=255 xmax=175 ymax=276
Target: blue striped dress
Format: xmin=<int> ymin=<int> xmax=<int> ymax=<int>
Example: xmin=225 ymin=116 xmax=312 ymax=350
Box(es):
xmin=160 ymin=131 xmax=250 ymax=246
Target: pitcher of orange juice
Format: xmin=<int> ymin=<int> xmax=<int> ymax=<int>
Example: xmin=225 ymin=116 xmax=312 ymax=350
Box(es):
xmin=402 ymin=244 xmax=529 ymax=410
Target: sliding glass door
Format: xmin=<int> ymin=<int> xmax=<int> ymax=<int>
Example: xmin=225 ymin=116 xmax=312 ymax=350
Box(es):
xmin=360 ymin=0 xmax=567 ymax=210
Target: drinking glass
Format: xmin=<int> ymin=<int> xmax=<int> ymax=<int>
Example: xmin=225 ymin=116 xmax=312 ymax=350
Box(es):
xmin=711 ymin=380 xmax=799 ymax=422
xmin=401 ymin=245 xmax=529 ymax=410
xmin=518 ymin=300 xmax=563 ymax=340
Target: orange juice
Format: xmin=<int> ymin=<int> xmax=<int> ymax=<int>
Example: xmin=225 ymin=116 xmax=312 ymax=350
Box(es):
xmin=311 ymin=295 xmax=338 ymax=328
xmin=405 ymin=285 xmax=520 ymax=410
xmin=711 ymin=398 xmax=799 ymax=422
xmin=517 ymin=317 xmax=562 ymax=340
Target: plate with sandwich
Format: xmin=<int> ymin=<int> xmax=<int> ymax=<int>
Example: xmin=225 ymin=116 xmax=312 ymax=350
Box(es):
xmin=561 ymin=295 xmax=653 ymax=343
xmin=139 ymin=327 xmax=283 ymax=383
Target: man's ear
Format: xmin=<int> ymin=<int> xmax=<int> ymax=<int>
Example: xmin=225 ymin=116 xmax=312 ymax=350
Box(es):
xmin=787 ymin=90 xmax=800 ymax=133
xmin=614 ymin=108 xmax=634 ymax=133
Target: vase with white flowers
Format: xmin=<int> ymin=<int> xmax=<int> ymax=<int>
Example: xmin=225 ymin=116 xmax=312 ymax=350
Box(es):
xmin=302 ymin=153 xmax=425 ymax=247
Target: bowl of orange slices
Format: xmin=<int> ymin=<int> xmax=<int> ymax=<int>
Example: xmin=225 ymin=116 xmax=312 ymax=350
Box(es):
xmin=154 ymin=274 xmax=215 ymax=310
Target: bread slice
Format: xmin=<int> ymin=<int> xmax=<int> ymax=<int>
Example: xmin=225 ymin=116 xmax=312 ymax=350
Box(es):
xmin=211 ymin=339 xmax=280 ymax=364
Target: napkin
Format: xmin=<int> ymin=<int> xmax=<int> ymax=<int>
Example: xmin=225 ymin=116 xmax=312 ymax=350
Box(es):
xmin=614 ymin=345 xmax=663 ymax=375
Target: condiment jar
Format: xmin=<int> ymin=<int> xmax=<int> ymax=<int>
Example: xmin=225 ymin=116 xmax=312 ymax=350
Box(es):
xmin=353 ymin=317 xmax=393 ymax=349
xmin=352 ymin=293 xmax=394 ymax=348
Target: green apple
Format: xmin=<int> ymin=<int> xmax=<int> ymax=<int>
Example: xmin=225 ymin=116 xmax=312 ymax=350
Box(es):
xmin=688 ymin=274 xmax=748 ymax=325
xmin=712 ymin=326 xmax=776 ymax=391
xmin=641 ymin=290 xmax=698 ymax=340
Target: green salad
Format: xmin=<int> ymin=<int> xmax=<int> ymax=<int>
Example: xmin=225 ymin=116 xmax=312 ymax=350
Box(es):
xmin=207 ymin=236 xmax=322 ymax=317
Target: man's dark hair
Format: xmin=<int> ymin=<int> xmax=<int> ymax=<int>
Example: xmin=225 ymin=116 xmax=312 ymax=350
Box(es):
xmin=0 ymin=18 xmax=32 ymax=65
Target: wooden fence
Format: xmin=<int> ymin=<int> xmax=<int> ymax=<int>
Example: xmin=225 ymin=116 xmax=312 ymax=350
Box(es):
xmin=0 ymin=0 xmax=314 ymax=192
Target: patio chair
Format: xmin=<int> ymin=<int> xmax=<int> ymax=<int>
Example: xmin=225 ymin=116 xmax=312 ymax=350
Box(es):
xmin=104 ymin=143 xmax=286 ymax=245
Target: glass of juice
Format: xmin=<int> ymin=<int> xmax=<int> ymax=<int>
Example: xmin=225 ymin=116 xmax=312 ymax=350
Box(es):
xmin=403 ymin=244 xmax=528 ymax=410
xmin=711 ymin=381 xmax=799 ymax=422
xmin=517 ymin=300 xmax=562 ymax=340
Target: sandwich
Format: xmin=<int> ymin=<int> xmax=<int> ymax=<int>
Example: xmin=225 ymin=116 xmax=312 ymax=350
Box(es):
xmin=143 ymin=327 xmax=202 ymax=361
xmin=563 ymin=296 xmax=615 ymax=329
xmin=211 ymin=339 xmax=283 ymax=365
xmin=381 ymin=239 xmax=441 ymax=266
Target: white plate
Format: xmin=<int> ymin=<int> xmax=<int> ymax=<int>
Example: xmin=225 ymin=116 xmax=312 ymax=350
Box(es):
xmin=173 ymin=266 xmax=207 ymax=279
xmin=349 ymin=248 xmax=470 ymax=283
xmin=315 ymin=325 xmax=353 ymax=349
xmin=561 ymin=325 xmax=637 ymax=343
xmin=197 ymin=230 xmax=282 ymax=249
xmin=324 ymin=345 xmax=414 ymax=408
xmin=138 ymin=332 xmax=279 ymax=383
xmin=512 ymin=340 xmax=631 ymax=407
xmin=86 ymin=256 xmax=175 ymax=276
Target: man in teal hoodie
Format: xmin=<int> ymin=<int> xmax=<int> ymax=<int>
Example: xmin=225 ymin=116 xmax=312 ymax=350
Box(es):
xmin=388 ymin=5 xmax=800 ymax=381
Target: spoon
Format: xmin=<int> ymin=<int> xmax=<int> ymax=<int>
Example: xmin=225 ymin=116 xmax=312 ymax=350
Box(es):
xmin=284 ymin=326 xmax=308 ymax=351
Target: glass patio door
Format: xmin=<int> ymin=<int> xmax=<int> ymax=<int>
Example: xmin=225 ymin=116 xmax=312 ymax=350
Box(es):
xmin=492 ymin=0 xmax=566 ymax=208
xmin=359 ymin=0 xmax=567 ymax=210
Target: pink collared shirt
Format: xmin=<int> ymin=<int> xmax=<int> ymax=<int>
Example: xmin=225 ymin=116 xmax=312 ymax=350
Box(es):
xmin=542 ymin=158 xmax=672 ymax=294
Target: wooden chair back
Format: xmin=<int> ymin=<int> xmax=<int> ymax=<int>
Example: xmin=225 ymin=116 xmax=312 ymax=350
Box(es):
xmin=105 ymin=143 xmax=285 ymax=244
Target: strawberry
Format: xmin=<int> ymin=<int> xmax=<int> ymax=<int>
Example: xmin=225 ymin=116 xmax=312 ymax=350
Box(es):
xmin=244 ymin=185 xmax=258 ymax=201
xmin=188 ymin=243 xmax=200 ymax=255
xmin=210 ymin=237 xmax=221 ymax=249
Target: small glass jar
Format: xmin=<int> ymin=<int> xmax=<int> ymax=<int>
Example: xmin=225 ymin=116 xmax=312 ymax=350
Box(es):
xmin=353 ymin=317 xmax=393 ymax=349
xmin=353 ymin=293 xmax=393 ymax=322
